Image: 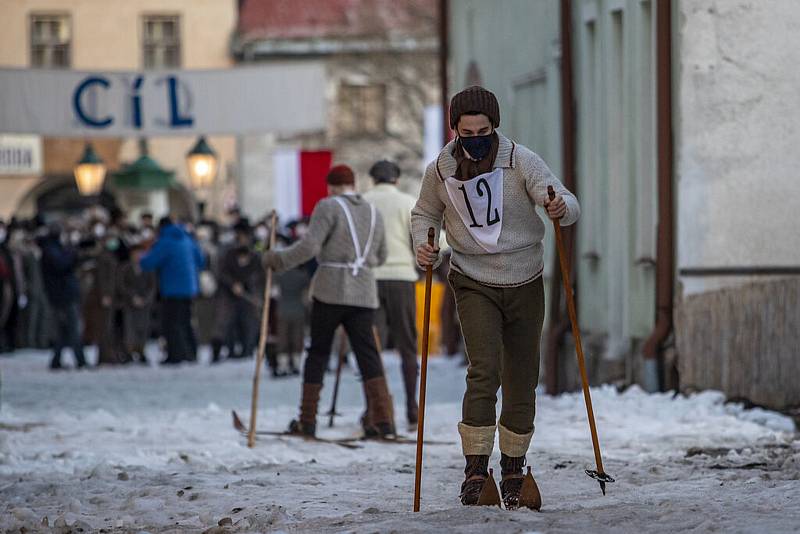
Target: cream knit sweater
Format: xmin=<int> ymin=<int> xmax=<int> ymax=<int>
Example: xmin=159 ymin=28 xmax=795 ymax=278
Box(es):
xmin=363 ymin=183 xmax=418 ymax=282
xmin=411 ymin=132 xmax=580 ymax=287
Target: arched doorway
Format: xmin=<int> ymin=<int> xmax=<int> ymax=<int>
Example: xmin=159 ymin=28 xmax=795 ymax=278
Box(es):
xmin=14 ymin=176 xmax=197 ymax=223
xmin=14 ymin=175 xmax=119 ymax=222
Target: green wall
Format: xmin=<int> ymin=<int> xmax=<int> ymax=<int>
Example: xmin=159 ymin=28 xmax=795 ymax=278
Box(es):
xmin=572 ymin=0 xmax=657 ymax=355
xmin=448 ymin=0 xmax=562 ymax=325
xmin=448 ymin=0 xmax=658 ymax=353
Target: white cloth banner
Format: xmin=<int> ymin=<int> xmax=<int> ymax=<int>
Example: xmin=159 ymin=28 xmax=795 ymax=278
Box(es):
xmin=0 ymin=64 xmax=326 ymax=137
xmin=423 ymin=104 xmax=443 ymax=172
xmin=272 ymin=147 xmax=302 ymax=221
xmin=444 ymin=168 xmax=504 ymax=253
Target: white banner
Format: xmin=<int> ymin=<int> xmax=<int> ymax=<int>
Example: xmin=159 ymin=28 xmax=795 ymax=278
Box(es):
xmin=0 ymin=134 xmax=42 ymax=174
xmin=423 ymin=104 xmax=443 ymax=172
xmin=0 ymin=64 xmax=326 ymax=137
xmin=273 ymin=147 xmax=302 ymax=222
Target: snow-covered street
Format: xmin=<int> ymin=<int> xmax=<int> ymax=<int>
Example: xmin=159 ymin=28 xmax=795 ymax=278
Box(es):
xmin=1 ymin=348 xmax=798 ymax=533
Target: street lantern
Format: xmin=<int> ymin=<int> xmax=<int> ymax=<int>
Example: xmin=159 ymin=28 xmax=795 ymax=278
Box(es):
xmin=74 ymin=142 xmax=107 ymax=196
xmin=186 ymin=136 xmax=218 ymax=189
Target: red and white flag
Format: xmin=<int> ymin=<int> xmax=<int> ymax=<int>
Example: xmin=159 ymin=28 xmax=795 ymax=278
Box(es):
xmin=273 ymin=148 xmax=333 ymax=221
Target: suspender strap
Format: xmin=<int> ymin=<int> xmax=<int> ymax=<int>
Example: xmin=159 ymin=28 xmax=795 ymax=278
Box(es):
xmin=324 ymin=197 xmax=376 ymax=276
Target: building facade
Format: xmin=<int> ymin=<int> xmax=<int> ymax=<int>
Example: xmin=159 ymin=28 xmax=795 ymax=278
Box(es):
xmin=672 ymin=0 xmax=800 ymax=409
xmin=232 ymin=0 xmax=440 ymax=221
xmin=571 ymin=0 xmax=659 ymax=387
xmin=0 ymin=0 xmax=239 ymax=221
xmin=447 ymin=0 xmax=800 ymax=408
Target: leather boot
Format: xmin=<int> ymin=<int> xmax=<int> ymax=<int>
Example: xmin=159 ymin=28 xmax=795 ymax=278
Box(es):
xmin=499 ymin=453 xmax=526 ymax=509
xmin=362 ymin=376 xmax=396 ymax=438
xmin=287 ymin=383 xmax=322 ymax=437
xmin=460 ymin=455 xmax=489 ymax=505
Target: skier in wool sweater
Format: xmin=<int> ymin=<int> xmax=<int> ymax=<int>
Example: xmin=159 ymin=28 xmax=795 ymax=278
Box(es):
xmin=263 ymin=164 xmax=396 ymax=439
xmin=411 ymin=86 xmax=580 ymax=508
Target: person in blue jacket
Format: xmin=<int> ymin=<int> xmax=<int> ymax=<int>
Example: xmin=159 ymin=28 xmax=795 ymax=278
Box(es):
xmin=140 ymin=216 xmax=205 ymax=364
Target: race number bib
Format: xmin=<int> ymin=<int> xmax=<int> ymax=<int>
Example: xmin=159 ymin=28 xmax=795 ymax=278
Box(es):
xmin=444 ymin=168 xmax=504 ymax=253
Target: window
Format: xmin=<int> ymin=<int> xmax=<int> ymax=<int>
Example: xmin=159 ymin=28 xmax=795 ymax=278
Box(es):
xmin=581 ymin=19 xmax=602 ymax=258
xmin=337 ymin=84 xmax=386 ymax=137
xmin=634 ymin=1 xmax=657 ymax=262
xmin=30 ymin=14 xmax=71 ymax=68
xmin=142 ymin=15 xmax=181 ymax=68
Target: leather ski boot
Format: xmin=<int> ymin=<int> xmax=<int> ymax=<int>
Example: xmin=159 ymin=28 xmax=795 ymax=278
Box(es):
xmin=460 ymin=455 xmax=501 ymax=506
xmin=362 ymin=376 xmax=396 ymax=438
xmin=287 ymin=383 xmax=322 ymax=437
xmin=500 ymin=454 xmax=541 ymax=510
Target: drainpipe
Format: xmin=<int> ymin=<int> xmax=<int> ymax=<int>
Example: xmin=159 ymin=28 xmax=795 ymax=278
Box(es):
xmin=546 ymin=0 xmax=578 ymax=395
xmin=641 ymin=0 xmax=674 ymax=392
xmin=439 ymin=0 xmax=450 ymax=145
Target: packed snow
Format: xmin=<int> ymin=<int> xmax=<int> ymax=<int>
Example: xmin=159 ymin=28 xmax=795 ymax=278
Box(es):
xmin=1 ymin=347 xmax=798 ymax=533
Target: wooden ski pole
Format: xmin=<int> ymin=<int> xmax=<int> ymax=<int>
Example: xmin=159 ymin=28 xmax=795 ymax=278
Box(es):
xmin=413 ymin=227 xmax=436 ymax=512
xmin=547 ymin=186 xmax=614 ymax=494
xmin=247 ymin=210 xmax=278 ymax=448
xmin=327 ymin=328 xmax=348 ymax=428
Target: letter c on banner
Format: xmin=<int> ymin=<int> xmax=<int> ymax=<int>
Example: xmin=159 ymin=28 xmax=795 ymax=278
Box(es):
xmin=73 ymin=76 xmax=113 ymax=128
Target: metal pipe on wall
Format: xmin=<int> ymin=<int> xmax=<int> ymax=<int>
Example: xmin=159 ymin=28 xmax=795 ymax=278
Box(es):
xmin=642 ymin=0 xmax=675 ymax=391
xmin=545 ymin=0 xmax=578 ymax=395
xmin=439 ymin=0 xmax=450 ymax=146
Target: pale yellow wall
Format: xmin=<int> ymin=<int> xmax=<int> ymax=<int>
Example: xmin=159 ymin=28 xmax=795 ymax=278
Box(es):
xmin=0 ymin=0 xmax=238 ymax=220
xmin=0 ymin=0 xmax=235 ymax=69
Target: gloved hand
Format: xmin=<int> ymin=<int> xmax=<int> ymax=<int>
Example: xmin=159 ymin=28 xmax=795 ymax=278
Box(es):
xmin=262 ymin=250 xmax=282 ymax=271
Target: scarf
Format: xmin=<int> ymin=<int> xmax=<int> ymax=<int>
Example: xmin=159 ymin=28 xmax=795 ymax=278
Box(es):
xmin=453 ymin=132 xmax=500 ymax=181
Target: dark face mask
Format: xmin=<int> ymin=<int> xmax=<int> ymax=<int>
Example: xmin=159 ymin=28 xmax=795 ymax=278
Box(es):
xmin=460 ymin=134 xmax=493 ymax=161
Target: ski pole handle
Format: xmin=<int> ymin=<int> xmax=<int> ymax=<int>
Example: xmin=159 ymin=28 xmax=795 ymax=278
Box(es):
xmin=547 ymin=185 xmax=560 ymax=216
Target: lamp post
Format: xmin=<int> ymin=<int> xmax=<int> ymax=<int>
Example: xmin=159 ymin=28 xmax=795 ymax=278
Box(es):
xmin=74 ymin=142 xmax=107 ymax=196
xmin=186 ymin=136 xmax=218 ymax=189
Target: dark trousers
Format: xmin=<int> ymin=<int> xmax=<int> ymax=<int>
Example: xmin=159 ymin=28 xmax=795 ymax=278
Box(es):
xmin=161 ymin=297 xmax=196 ymax=363
xmin=96 ymin=306 xmax=120 ymax=364
xmin=375 ymin=280 xmax=419 ymax=420
xmin=51 ymin=302 xmax=86 ymax=367
xmin=124 ymin=307 xmax=151 ymax=354
xmin=304 ymin=299 xmax=384 ymax=385
xmin=224 ymin=298 xmax=257 ymax=358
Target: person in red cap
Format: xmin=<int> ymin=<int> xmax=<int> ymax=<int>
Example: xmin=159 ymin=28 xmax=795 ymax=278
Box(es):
xmin=411 ymin=86 xmax=580 ymax=508
xmin=263 ymin=164 xmax=396 ymax=438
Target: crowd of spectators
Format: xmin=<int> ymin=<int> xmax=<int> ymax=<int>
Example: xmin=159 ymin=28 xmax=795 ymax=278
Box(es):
xmin=0 ymin=206 xmax=312 ymax=374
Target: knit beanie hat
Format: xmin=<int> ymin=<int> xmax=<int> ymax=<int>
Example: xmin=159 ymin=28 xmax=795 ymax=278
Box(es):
xmin=449 ymin=86 xmax=500 ymax=129
xmin=369 ymin=160 xmax=400 ymax=183
xmin=326 ymin=164 xmax=356 ymax=186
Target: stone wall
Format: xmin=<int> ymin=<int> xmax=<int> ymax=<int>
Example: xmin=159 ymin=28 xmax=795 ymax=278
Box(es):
xmin=675 ymin=277 xmax=800 ymax=410
xmin=289 ymin=51 xmax=439 ymax=194
xmin=238 ymin=49 xmax=438 ymax=219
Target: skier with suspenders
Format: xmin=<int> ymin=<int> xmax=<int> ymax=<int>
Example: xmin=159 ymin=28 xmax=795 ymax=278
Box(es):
xmin=263 ymin=164 xmax=396 ymax=438
xmin=411 ymin=86 xmax=580 ymax=508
